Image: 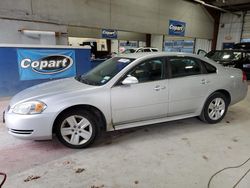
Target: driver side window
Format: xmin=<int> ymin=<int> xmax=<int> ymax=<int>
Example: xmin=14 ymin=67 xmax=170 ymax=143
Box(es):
xmin=127 ymin=58 xmax=165 ymax=83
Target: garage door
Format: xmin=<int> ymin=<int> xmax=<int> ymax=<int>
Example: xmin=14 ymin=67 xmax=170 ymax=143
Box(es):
xmin=242 ymin=11 xmax=250 ymax=40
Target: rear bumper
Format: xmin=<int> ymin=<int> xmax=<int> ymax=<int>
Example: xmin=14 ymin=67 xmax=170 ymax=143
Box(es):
xmin=230 ymin=81 xmax=248 ymax=105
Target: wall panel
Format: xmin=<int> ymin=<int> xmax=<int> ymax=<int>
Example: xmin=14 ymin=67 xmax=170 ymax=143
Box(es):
xmin=0 ymin=0 xmax=214 ymax=39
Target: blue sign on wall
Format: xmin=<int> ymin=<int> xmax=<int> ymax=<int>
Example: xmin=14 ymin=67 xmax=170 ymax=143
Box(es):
xmin=168 ymin=20 xmax=186 ymax=36
xmin=102 ymin=29 xmax=118 ymax=39
xmin=0 ymin=46 xmax=90 ymax=97
xmin=17 ymin=49 xmax=76 ymax=80
xmin=222 ymin=42 xmax=235 ymax=49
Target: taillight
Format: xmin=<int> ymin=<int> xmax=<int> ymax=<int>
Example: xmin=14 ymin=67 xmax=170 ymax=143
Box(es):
xmin=242 ymin=71 xmax=247 ymax=82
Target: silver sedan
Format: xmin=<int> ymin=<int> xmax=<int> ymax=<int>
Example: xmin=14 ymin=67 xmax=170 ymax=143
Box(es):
xmin=4 ymin=52 xmax=248 ymax=148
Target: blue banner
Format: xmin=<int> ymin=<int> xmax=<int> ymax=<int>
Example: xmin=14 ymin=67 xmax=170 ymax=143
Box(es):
xmin=168 ymin=20 xmax=186 ymax=36
xmin=102 ymin=29 xmax=118 ymax=39
xmin=17 ymin=49 xmax=76 ymax=80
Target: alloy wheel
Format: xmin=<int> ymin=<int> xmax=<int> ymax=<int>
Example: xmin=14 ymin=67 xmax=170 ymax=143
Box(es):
xmin=208 ymin=98 xmax=226 ymax=121
xmin=60 ymin=115 xmax=93 ymax=146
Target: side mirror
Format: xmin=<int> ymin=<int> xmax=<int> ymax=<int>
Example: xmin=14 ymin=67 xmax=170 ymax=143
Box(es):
xmin=197 ymin=49 xmax=207 ymax=56
xmin=122 ymin=76 xmax=139 ymax=85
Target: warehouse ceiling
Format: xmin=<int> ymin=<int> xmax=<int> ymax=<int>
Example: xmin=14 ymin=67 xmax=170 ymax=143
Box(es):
xmin=203 ymin=0 xmax=250 ymax=11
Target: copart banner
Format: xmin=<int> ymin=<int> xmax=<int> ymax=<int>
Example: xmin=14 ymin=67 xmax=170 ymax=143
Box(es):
xmin=17 ymin=49 xmax=76 ymax=80
xmin=168 ymin=20 xmax=186 ymax=36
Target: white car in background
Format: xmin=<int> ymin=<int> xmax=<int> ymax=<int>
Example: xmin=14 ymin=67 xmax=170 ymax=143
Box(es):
xmin=122 ymin=47 xmax=159 ymax=54
xmin=4 ymin=52 xmax=248 ymax=148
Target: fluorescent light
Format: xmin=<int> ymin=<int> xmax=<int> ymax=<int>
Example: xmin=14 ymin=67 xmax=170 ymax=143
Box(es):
xmin=21 ymin=30 xmax=55 ymax=35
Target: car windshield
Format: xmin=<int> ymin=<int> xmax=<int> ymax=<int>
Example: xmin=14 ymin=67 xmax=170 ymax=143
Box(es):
xmin=75 ymin=57 xmax=135 ymax=86
xmin=205 ymin=51 xmax=242 ymax=61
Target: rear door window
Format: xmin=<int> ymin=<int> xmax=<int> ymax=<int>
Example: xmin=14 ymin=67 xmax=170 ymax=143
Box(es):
xmin=168 ymin=57 xmax=202 ymax=78
xmin=202 ymin=61 xmax=217 ymax=74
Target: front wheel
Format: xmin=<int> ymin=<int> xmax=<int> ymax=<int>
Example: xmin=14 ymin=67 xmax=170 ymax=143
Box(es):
xmin=55 ymin=110 xmax=98 ymax=149
xmin=199 ymin=92 xmax=229 ymax=124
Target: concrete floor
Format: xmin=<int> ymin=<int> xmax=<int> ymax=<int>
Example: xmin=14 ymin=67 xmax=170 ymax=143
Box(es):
xmin=1 ymin=86 xmax=250 ymax=188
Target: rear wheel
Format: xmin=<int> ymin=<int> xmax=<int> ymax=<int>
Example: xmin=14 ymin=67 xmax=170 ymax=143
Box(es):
xmin=55 ymin=109 xmax=98 ymax=148
xmin=199 ymin=92 xmax=228 ymax=124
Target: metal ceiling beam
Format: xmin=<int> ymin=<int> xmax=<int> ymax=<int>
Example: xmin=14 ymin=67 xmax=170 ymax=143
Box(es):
xmin=221 ymin=3 xmax=250 ymax=12
xmin=193 ymin=0 xmax=242 ymax=17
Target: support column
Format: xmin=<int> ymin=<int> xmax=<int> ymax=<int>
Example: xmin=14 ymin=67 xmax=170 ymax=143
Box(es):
xmin=146 ymin=34 xmax=151 ymax=47
xmin=205 ymin=7 xmax=221 ymax=50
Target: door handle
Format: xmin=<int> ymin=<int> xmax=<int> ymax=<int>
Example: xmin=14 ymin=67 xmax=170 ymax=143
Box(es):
xmin=154 ymin=85 xmax=161 ymax=91
xmin=201 ymin=79 xmax=206 ymax=84
xmin=201 ymin=79 xmax=210 ymax=84
xmin=154 ymin=85 xmax=166 ymax=91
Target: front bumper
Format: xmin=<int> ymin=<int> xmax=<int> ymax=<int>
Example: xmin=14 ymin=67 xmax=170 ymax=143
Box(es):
xmin=4 ymin=111 xmax=55 ymax=140
xmin=3 ymin=110 xmax=5 ymax=123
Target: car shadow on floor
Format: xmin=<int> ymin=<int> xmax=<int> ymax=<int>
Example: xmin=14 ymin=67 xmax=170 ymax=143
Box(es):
xmin=92 ymin=117 xmax=214 ymax=148
xmin=92 ymin=107 xmax=249 ymax=148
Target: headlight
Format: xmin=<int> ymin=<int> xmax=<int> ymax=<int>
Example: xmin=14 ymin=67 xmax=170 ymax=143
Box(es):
xmin=12 ymin=101 xmax=47 ymax=115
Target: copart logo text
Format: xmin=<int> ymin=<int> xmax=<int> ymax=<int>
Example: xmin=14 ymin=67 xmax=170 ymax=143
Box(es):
xmin=20 ymin=55 xmax=73 ymax=74
xmin=169 ymin=24 xmax=185 ymax=32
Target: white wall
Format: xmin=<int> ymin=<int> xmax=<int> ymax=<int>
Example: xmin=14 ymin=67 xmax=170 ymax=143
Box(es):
xmin=195 ymin=38 xmax=212 ymax=53
xmin=68 ymin=27 xmax=146 ymax=41
xmin=111 ymin=0 xmax=214 ymax=38
xmin=138 ymin=41 xmax=146 ymax=47
xmin=68 ymin=27 xmax=101 ymax=39
xmin=242 ymin=11 xmax=250 ymax=39
xmin=0 ymin=19 xmax=68 ymax=45
xmin=0 ymin=0 xmax=214 ymax=39
xmin=111 ymin=40 xmax=119 ymax=53
xmin=151 ymin=34 xmax=163 ymax=51
xmin=216 ymin=13 xmax=243 ymax=50
xmin=118 ymin=31 xmax=146 ymax=41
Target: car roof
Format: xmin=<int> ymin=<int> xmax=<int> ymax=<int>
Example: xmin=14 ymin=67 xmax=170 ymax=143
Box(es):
xmin=117 ymin=52 xmax=197 ymax=59
xmin=125 ymin=47 xmax=158 ymax=50
xmin=117 ymin=52 xmax=220 ymax=69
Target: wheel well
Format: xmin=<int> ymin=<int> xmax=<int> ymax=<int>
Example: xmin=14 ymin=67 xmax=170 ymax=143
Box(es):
xmin=213 ymin=89 xmax=231 ymax=104
xmin=200 ymin=89 xmax=231 ymax=119
xmin=52 ymin=105 xmax=107 ymax=133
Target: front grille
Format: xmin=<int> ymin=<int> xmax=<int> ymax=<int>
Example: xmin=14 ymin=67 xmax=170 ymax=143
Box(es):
xmin=9 ymin=129 xmax=33 ymax=135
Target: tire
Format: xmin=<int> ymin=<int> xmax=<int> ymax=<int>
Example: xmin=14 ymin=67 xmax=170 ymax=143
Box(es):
xmin=199 ymin=92 xmax=229 ymax=124
xmin=55 ymin=109 xmax=98 ymax=149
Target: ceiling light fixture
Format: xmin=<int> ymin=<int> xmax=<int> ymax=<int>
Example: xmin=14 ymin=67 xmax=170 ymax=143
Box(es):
xmin=18 ymin=29 xmax=68 ymax=36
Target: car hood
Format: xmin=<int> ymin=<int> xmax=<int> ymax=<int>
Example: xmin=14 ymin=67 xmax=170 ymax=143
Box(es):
xmin=10 ymin=77 xmax=93 ymax=106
